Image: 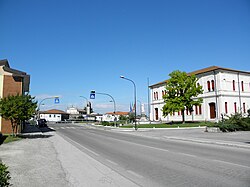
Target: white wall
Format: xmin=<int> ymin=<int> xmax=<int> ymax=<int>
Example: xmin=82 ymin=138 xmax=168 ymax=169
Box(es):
xmin=40 ymin=114 xmax=62 ymax=122
xmin=150 ymin=69 xmax=250 ymax=122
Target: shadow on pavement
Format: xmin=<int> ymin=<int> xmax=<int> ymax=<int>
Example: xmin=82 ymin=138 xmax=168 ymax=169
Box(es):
xmin=19 ymin=124 xmax=55 ymax=139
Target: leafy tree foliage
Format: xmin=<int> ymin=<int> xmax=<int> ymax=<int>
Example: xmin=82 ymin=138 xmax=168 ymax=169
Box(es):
xmin=162 ymin=70 xmax=203 ymax=123
xmin=0 ymin=94 xmax=37 ymax=136
xmin=0 ymin=162 xmax=11 ymax=187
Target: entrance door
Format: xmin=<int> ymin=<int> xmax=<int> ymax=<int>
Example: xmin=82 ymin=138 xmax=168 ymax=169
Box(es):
xmin=209 ymin=103 xmax=216 ymax=119
xmin=155 ymin=108 xmax=159 ymax=120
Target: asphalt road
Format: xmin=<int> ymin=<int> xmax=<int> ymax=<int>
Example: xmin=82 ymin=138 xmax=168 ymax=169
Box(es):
xmin=50 ymin=123 xmax=250 ymax=187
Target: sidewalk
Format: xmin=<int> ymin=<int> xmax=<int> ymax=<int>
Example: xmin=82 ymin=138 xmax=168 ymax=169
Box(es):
xmin=103 ymin=125 xmax=250 ymax=149
xmin=0 ymin=127 xmax=138 ymax=187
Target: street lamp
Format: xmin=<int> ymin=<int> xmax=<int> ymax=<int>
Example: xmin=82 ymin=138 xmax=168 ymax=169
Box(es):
xmin=120 ymin=76 xmax=137 ymax=130
xmin=37 ymin=96 xmax=59 ymax=119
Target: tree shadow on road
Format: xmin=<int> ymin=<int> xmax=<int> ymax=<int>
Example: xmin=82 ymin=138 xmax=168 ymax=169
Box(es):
xmin=19 ymin=124 xmax=55 ymax=139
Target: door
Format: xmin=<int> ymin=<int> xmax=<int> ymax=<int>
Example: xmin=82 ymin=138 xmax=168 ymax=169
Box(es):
xmin=155 ymin=108 xmax=159 ymax=120
xmin=209 ymin=103 xmax=216 ymax=119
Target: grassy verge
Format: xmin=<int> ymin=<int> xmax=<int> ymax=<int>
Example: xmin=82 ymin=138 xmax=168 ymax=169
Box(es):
xmin=0 ymin=135 xmax=23 ymax=144
xmin=120 ymin=122 xmax=212 ymax=128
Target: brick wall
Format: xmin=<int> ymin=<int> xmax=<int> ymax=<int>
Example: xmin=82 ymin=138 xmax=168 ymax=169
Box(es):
xmin=1 ymin=75 xmax=23 ymax=134
xmin=3 ymin=75 xmax=23 ymax=97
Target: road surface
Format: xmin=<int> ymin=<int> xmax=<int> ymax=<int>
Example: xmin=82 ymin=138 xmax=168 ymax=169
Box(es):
xmin=50 ymin=123 xmax=250 ymax=187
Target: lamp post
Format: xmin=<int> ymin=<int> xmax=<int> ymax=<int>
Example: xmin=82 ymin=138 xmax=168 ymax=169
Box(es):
xmin=94 ymin=91 xmax=117 ymax=127
xmin=37 ymin=96 xmax=59 ymax=119
xmin=120 ymin=76 xmax=137 ymax=130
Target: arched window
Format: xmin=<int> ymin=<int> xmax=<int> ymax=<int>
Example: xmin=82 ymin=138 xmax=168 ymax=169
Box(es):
xmin=225 ymin=102 xmax=228 ymax=114
xmin=207 ymin=81 xmax=211 ymax=92
xmin=241 ymin=81 xmax=244 ymax=91
xmin=211 ymin=80 xmax=215 ymax=91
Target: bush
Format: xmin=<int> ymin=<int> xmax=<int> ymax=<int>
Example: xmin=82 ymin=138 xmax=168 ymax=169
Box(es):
xmin=0 ymin=162 xmax=11 ymax=187
xmin=218 ymin=113 xmax=250 ymax=132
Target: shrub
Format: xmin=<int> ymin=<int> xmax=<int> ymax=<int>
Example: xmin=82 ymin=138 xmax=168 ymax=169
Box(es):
xmin=0 ymin=162 xmax=11 ymax=187
xmin=218 ymin=113 xmax=250 ymax=132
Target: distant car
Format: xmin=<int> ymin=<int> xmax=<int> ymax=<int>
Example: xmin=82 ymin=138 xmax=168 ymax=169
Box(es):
xmin=36 ymin=119 xmax=47 ymax=128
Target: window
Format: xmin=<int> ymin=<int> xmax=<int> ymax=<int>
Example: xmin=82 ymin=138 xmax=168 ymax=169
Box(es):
xmin=156 ymin=92 xmax=158 ymax=100
xmin=49 ymin=114 xmax=51 ymax=117
xmin=195 ymin=105 xmax=198 ymax=115
xmin=243 ymin=103 xmax=246 ymax=113
xmin=225 ymin=102 xmax=228 ymax=114
xmin=178 ymin=111 xmax=180 ymax=115
xmin=233 ymin=80 xmax=235 ymax=91
xmin=54 ymin=115 xmax=56 ymax=117
xmin=211 ymin=80 xmax=215 ymax=91
xmin=207 ymin=81 xmax=211 ymax=92
xmin=234 ymin=102 xmax=237 ymax=113
xmin=241 ymin=81 xmax=244 ymax=91
xmin=162 ymin=90 xmax=165 ymax=98
xmin=199 ymin=105 xmax=202 ymax=115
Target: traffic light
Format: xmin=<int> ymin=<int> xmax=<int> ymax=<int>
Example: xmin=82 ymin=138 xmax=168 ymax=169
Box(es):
xmin=90 ymin=90 xmax=95 ymax=99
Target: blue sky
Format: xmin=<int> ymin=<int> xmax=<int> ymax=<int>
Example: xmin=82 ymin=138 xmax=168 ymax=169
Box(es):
xmin=1 ymin=0 xmax=250 ymax=114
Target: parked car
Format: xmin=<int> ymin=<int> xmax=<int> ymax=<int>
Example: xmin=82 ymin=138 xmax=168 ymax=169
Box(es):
xmin=36 ymin=119 xmax=47 ymax=128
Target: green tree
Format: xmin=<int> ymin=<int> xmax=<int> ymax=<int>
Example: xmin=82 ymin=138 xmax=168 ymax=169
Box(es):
xmin=162 ymin=70 xmax=203 ymax=123
xmin=0 ymin=94 xmax=37 ymax=136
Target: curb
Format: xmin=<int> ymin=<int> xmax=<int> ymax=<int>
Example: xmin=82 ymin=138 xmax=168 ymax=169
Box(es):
xmin=163 ymin=136 xmax=250 ymax=149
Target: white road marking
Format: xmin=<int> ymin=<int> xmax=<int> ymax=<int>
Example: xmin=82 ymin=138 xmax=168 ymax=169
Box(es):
xmin=212 ymin=159 xmax=250 ymax=169
xmin=178 ymin=153 xmax=197 ymax=158
xmin=127 ymin=170 xmax=143 ymax=179
xmin=106 ymin=159 xmax=118 ymax=166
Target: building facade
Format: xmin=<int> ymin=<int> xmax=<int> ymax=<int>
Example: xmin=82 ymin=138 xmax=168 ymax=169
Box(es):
xmin=39 ymin=109 xmax=69 ymax=122
xmin=0 ymin=59 xmax=30 ymax=134
xmin=149 ymin=66 xmax=250 ymax=122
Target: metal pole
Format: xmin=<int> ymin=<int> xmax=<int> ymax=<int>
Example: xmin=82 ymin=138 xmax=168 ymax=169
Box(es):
xmin=120 ymin=76 xmax=137 ymax=130
xmin=147 ymin=77 xmax=150 ymax=121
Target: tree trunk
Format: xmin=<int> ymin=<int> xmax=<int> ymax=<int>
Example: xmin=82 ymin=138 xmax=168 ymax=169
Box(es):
xmin=10 ymin=120 xmax=15 ymax=137
xmin=181 ymin=109 xmax=185 ymax=124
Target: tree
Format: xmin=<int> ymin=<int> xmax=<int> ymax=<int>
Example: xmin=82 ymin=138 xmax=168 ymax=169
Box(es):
xmin=0 ymin=94 xmax=37 ymax=136
xmin=162 ymin=70 xmax=203 ymax=123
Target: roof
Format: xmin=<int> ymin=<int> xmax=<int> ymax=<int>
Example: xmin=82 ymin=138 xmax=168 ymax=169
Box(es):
xmin=149 ymin=66 xmax=250 ymax=88
xmin=106 ymin=111 xmax=130 ymax=115
xmin=40 ymin=109 xmax=69 ymax=114
xmin=0 ymin=59 xmax=28 ymax=76
xmin=0 ymin=59 xmax=10 ymax=67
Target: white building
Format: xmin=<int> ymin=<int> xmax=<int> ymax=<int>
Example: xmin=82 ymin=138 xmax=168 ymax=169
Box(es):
xmin=102 ymin=112 xmax=130 ymax=122
xmin=39 ymin=109 xmax=69 ymax=122
xmin=149 ymin=66 xmax=250 ymax=122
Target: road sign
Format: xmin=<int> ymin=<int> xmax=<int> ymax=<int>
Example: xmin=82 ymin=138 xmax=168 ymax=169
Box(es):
xmin=90 ymin=90 xmax=95 ymax=99
xmin=55 ymin=97 xmax=60 ymax=104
